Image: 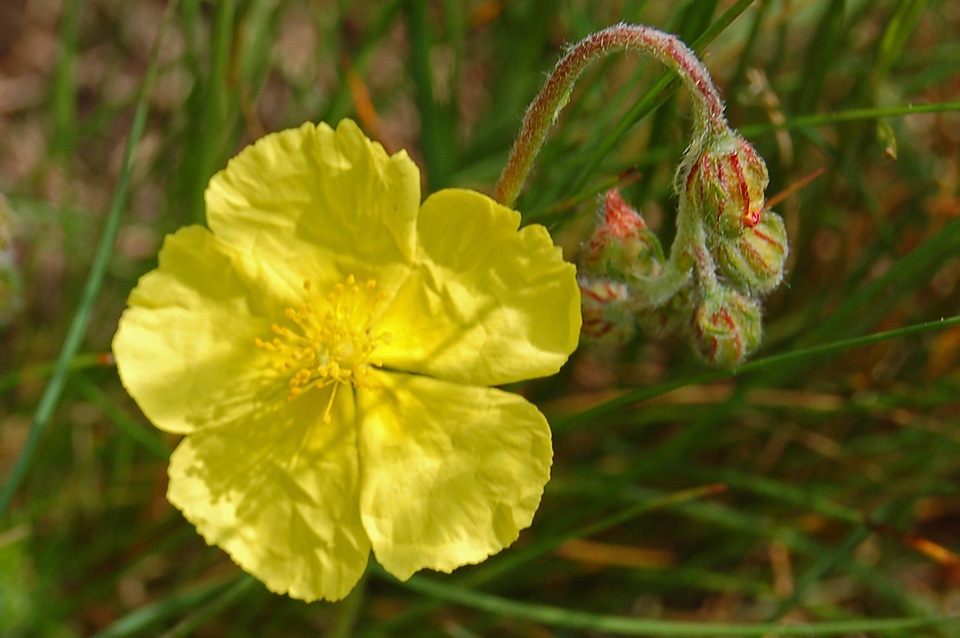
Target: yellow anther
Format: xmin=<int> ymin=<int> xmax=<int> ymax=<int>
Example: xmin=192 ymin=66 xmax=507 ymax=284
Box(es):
xmin=258 ymin=273 xmax=391 ymax=408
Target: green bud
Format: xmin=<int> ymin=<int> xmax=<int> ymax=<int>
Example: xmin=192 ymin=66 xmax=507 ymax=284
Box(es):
xmin=580 ymin=277 xmax=635 ymax=343
xmin=689 ymin=287 xmax=761 ymax=367
xmin=582 ymin=189 xmax=664 ymax=283
xmin=683 ymin=129 xmax=768 ymax=238
xmin=714 ymin=210 xmax=788 ymax=295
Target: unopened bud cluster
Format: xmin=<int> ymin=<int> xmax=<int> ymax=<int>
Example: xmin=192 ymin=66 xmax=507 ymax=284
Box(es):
xmin=0 ymin=195 xmax=22 ymax=327
xmin=490 ymin=23 xmax=789 ymax=366
xmin=580 ymin=126 xmax=788 ymax=366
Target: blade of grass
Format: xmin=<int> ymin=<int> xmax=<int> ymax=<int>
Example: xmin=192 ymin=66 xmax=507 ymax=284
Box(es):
xmin=188 ymin=0 xmax=236 ymax=224
xmin=727 ymin=0 xmax=773 ymax=101
xmin=73 ymin=374 xmax=170 ymax=461
xmin=51 ymin=0 xmax=83 ymax=158
xmin=553 ymin=313 xmax=960 ymax=432
xmin=636 ymin=0 xmax=720 ymax=199
xmin=793 ymin=0 xmax=844 ymax=115
xmin=556 ymin=0 xmax=756 ymax=206
xmin=370 ymin=484 xmax=727 ymax=635
xmin=800 ymin=214 xmax=960 ymax=345
xmin=382 ymin=567 xmax=956 ymax=637
xmin=406 ymin=0 xmax=455 ymax=189
xmin=0 ymin=352 xmax=107 ymax=394
xmin=0 ymin=0 xmax=180 ymax=524
xmin=157 ymin=575 xmax=259 ymax=638
xmin=89 ymin=574 xmax=237 ymax=638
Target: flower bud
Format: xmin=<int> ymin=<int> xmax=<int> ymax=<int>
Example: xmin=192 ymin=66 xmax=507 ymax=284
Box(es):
xmin=683 ymin=130 xmax=768 ymax=238
xmin=714 ymin=210 xmax=788 ymax=295
xmin=580 ymin=277 xmax=635 ymax=343
xmin=689 ymin=287 xmax=761 ymax=367
xmin=581 ymin=189 xmax=664 ymax=282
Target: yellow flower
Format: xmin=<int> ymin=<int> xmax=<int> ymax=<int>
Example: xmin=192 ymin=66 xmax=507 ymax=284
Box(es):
xmin=112 ymin=120 xmax=581 ymax=602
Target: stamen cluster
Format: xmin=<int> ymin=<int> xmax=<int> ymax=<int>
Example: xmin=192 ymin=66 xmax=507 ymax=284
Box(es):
xmin=255 ymin=274 xmax=391 ymax=421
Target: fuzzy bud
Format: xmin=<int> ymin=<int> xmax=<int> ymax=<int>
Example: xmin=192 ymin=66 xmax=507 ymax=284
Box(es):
xmin=714 ymin=210 xmax=788 ymax=295
xmin=689 ymin=287 xmax=761 ymax=367
xmin=582 ymin=189 xmax=664 ymax=282
xmin=683 ymin=130 xmax=768 ymax=238
xmin=580 ymin=277 xmax=635 ymax=343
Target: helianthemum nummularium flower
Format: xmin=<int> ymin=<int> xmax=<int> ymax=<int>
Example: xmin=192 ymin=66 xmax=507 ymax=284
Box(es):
xmin=113 ymin=120 xmax=581 ymax=601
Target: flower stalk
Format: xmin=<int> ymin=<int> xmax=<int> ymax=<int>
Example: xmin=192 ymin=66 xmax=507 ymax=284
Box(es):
xmin=494 ymin=23 xmax=727 ymax=208
xmin=498 ymin=23 xmax=789 ymax=366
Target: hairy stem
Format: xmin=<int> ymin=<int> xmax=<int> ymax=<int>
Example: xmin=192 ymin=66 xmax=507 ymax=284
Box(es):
xmin=494 ymin=23 xmax=728 ymax=207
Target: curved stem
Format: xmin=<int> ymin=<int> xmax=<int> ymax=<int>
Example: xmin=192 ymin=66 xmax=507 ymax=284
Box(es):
xmin=494 ymin=23 xmax=728 ymax=207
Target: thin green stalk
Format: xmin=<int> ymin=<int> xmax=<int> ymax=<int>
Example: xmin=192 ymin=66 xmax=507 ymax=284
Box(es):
xmin=190 ymin=0 xmax=236 ymax=224
xmin=0 ymin=0 xmax=180 ymax=524
xmin=727 ymin=0 xmax=772 ymax=100
xmin=406 ymin=0 xmax=454 ymax=189
xmin=0 ymin=352 xmax=106 ymax=394
xmin=157 ymin=575 xmax=258 ymax=638
xmin=794 ymin=0 xmax=844 ymax=116
xmin=495 ymin=23 xmax=728 ymax=207
xmin=332 ymin=570 xmax=368 ymax=638
xmin=73 ymin=374 xmax=170 ymax=461
xmin=561 ymin=0 xmax=755 ymax=201
xmin=371 ymin=484 xmax=726 ymax=634
xmin=740 ymin=101 xmax=960 ymax=134
xmin=52 ymin=0 xmax=83 ymax=158
xmin=553 ymin=313 xmax=960 ymax=432
xmin=382 ymin=567 xmax=955 ymax=637
xmin=90 ymin=574 xmax=238 ymax=638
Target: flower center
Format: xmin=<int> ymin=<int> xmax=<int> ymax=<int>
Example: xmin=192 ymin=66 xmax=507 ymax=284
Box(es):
xmin=255 ymin=274 xmax=390 ymax=422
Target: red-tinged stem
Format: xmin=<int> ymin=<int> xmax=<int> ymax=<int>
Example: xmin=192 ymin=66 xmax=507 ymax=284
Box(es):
xmin=494 ymin=23 xmax=728 ymax=207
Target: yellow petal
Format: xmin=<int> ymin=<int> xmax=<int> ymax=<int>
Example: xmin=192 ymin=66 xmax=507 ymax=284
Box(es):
xmin=375 ymin=188 xmax=581 ymax=386
xmin=357 ymin=370 xmax=552 ymax=581
xmin=113 ymin=226 xmax=299 ymax=434
xmin=205 ymin=119 xmax=420 ymax=291
xmin=168 ymin=384 xmax=370 ymax=602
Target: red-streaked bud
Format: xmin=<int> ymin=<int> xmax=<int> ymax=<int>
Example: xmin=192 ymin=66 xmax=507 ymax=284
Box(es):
xmin=683 ymin=130 xmax=768 ymax=238
xmin=714 ymin=210 xmax=788 ymax=295
xmin=579 ymin=277 xmax=635 ymax=343
xmin=582 ymin=189 xmax=665 ymax=282
xmin=689 ymin=288 xmax=761 ymax=367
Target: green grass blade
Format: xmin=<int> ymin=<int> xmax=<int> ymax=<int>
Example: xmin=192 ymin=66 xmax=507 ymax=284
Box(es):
xmin=740 ymin=101 xmax=960 ymax=134
xmin=554 ymin=313 xmax=960 ymax=431
xmin=557 ymin=0 xmax=756 ymax=206
xmin=0 ymin=0 xmax=180 ymax=524
xmin=73 ymin=374 xmax=170 ymax=461
xmin=51 ymin=0 xmax=83 ymax=158
xmin=157 ymin=575 xmax=259 ymax=638
xmin=89 ymin=575 xmax=236 ymax=638
xmin=385 ymin=567 xmax=956 ymax=637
